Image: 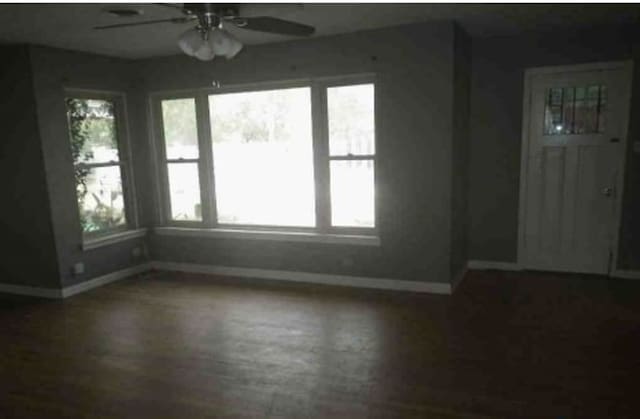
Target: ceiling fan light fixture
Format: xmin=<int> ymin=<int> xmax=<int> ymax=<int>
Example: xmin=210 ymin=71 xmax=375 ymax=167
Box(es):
xmin=178 ymin=26 xmax=243 ymax=61
xmin=194 ymin=39 xmax=216 ymax=61
xmin=178 ymin=27 xmax=204 ymax=57
xmin=209 ymin=28 xmax=243 ymax=59
xmin=222 ymin=30 xmax=243 ymax=59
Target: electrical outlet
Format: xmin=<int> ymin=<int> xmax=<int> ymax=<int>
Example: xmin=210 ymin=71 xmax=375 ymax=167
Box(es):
xmin=73 ymin=262 xmax=84 ymax=275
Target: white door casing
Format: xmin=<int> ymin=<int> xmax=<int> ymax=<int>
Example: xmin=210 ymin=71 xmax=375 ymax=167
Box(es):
xmin=518 ymin=62 xmax=633 ymax=275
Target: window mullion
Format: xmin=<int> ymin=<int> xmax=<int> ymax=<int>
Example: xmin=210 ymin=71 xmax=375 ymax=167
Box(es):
xmin=153 ymin=98 xmax=172 ymax=225
xmin=166 ymin=158 xmax=200 ymax=164
xmin=77 ymin=162 xmax=119 ymax=170
xmin=328 ymin=155 xmax=376 ymax=161
xmin=114 ymin=96 xmax=138 ymax=229
xmin=76 ymin=161 xmax=122 ymax=169
xmin=312 ymin=82 xmax=331 ymax=232
xmin=195 ymin=92 xmax=217 ymax=228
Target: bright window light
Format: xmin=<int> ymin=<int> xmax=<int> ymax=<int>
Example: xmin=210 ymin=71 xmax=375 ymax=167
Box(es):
xmin=328 ymin=84 xmax=375 ymax=156
xmin=161 ymin=98 xmax=199 ymax=160
xmin=327 ymin=83 xmax=376 ymax=227
xmin=209 ymin=87 xmax=315 ymax=227
xmin=330 ymin=160 xmax=375 ymax=227
xmin=161 ymin=98 xmax=202 ymax=221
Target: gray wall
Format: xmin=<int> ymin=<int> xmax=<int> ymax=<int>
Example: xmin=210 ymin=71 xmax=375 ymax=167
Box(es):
xmin=619 ymin=40 xmax=640 ymax=270
xmin=143 ymin=22 xmax=458 ymax=284
xmin=469 ymin=25 xmax=640 ymax=269
xmin=450 ymin=26 xmax=471 ymax=281
xmin=28 ymin=46 xmax=150 ymax=286
xmin=0 ymin=45 xmax=60 ymax=288
xmin=10 ymin=19 xmax=638 ymax=291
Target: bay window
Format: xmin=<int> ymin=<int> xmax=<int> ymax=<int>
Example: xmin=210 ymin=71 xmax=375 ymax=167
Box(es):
xmin=153 ymin=76 xmax=377 ymax=238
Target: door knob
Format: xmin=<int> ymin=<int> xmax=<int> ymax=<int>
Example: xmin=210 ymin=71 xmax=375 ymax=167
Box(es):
xmin=603 ymin=187 xmax=614 ymax=197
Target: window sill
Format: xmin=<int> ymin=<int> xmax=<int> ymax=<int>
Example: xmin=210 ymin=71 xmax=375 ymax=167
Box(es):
xmin=82 ymin=228 xmax=148 ymax=251
xmin=153 ymin=227 xmax=381 ymax=246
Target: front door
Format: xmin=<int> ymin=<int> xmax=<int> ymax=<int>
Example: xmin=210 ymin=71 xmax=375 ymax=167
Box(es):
xmin=520 ymin=63 xmax=631 ymax=274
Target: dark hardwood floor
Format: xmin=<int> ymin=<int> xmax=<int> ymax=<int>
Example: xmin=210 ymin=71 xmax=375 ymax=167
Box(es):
xmin=1 ymin=269 xmax=640 ymax=418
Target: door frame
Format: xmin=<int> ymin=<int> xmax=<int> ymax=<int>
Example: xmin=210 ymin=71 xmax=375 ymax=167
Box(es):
xmin=517 ymin=60 xmax=634 ymax=274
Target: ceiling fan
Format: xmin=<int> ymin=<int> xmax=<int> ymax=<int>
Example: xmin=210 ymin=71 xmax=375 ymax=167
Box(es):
xmin=94 ymin=3 xmax=316 ymax=61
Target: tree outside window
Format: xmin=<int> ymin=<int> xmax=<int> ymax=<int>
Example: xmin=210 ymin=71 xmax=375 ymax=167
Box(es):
xmin=66 ymin=97 xmax=127 ymax=234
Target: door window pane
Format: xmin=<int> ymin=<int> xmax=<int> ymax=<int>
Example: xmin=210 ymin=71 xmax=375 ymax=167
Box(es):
xmin=77 ymin=166 xmax=126 ymax=233
xmin=209 ymin=87 xmax=315 ymax=227
xmin=327 ymin=84 xmax=375 ymax=156
xmin=168 ymin=163 xmax=202 ymax=221
xmin=66 ymin=98 xmax=119 ymax=164
xmin=161 ymin=98 xmax=199 ymax=159
xmin=330 ymin=160 xmax=375 ymax=227
xmin=544 ymin=85 xmax=606 ymax=135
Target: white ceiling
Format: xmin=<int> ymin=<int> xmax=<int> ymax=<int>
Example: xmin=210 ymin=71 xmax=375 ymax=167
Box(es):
xmin=0 ymin=3 xmax=638 ymax=59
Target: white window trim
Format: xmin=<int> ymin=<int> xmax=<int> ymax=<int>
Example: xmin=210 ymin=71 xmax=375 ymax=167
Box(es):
xmin=323 ymin=79 xmax=377 ymax=229
xmin=149 ymin=74 xmax=378 ymax=241
xmin=151 ymin=92 xmax=213 ymax=227
xmin=65 ymin=88 xmax=141 ymax=246
xmin=154 ymin=227 xmax=380 ymax=246
xmin=82 ymin=228 xmax=148 ymax=251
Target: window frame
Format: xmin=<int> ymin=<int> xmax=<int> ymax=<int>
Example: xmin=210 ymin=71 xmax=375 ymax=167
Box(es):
xmin=152 ymin=91 xmax=214 ymax=227
xmin=209 ymin=80 xmax=316 ymax=230
xmin=65 ymin=89 xmax=139 ymax=241
xmin=150 ymin=74 xmax=378 ymax=239
xmin=317 ymin=76 xmax=377 ymax=234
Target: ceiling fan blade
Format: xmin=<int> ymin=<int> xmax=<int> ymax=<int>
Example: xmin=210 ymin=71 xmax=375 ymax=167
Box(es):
xmin=230 ymin=16 xmax=315 ymax=36
xmin=94 ymin=17 xmax=194 ymax=30
xmin=153 ymin=3 xmax=205 ymax=17
xmin=153 ymin=3 xmax=189 ymax=12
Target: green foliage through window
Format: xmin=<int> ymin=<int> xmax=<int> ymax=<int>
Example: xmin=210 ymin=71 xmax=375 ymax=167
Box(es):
xmin=66 ymin=97 xmax=126 ymax=233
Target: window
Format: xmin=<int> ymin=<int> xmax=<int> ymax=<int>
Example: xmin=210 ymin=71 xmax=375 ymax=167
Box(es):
xmin=66 ymin=94 xmax=132 ymax=236
xmin=209 ymin=87 xmax=315 ymax=227
xmin=327 ymin=84 xmax=375 ymax=227
xmin=544 ymin=85 xmax=607 ymax=135
xmin=153 ymin=76 xmax=376 ymax=236
xmin=159 ymin=98 xmax=202 ymax=221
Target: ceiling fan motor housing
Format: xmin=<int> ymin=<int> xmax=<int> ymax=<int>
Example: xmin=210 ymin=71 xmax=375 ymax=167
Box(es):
xmin=182 ymin=3 xmax=239 ymax=19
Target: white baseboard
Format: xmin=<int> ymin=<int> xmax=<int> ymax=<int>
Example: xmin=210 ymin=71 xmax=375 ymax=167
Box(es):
xmin=467 ymin=260 xmax=521 ymax=271
xmin=3 ymin=259 xmax=634 ymax=300
xmin=61 ymin=263 xmax=152 ymax=298
xmin=451 ymin=267 xmax=468 ymax=292
xmin=150 ymin=261 xmax=452 ymax=295
xmin=468 ymin=261 xmax=640 ymax=280
xmin=0 ymin=263 xmax=151 ymax=300
xmin=611 ymin=270 xmax=640 ymax=280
